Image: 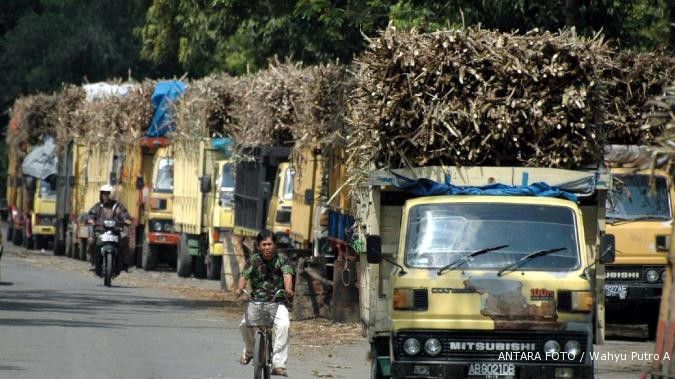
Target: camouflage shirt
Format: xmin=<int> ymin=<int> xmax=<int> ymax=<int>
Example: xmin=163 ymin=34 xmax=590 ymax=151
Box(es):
xmin=242 ymin=252 xmax=295 ymax=301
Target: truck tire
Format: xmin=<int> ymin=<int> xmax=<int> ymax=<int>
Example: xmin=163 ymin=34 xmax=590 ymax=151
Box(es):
xmin=194 ymin=254 xmax=207 ymax=279
xmin=80 ymin=238 xmax=89 ymax=261
xmin=7 ymin=222 xmax=13 ymax=242
xmin=206 ymin=255 xmax=222 ymax=280
xmin=141 ymin=232 xmax=158 ymax=271
xmin=12 ymin=224 xmax=22 ymax=246
xmin=177 ymin=233 xmax=192 ymax=278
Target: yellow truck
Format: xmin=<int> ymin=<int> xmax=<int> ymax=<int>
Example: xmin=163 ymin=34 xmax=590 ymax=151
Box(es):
xmin=173 ymin=138 xmax=232 ymax=279
xmin=6 ymin=137 xmax=58 ymax=251
xmin=604 ymin=166 xmax=673 ymax=337
xmin=266 ymin=162 xmax=295 ymax=242
xmin=360 ymin=166 xmax=613 ymax=379
xmin=141 ymin=139 xmax=180 ymax=270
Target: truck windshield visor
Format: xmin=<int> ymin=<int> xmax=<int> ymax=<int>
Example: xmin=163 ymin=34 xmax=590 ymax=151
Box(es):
xmin=219 ymin=163 xmax=235 ymax=205
xmin=155 ymin=158 xmax=174 ymax=192
xmin=405 ymin=203 xmax=580 ymax=271
xmin=282 ymin=167 xmax=294 ymax=201
xmin=40 ymin=179 xmax=56 ymax=199
xmin=607 ymin=175 xmax=671 ymax=220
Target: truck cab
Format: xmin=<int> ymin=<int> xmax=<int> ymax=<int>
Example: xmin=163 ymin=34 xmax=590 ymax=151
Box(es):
xmin=361 ymin=166 xmax=612 ymax=379
xmin=266 ymin=162 xmax=294 ymax=245
xmin=207 ymin=160 xmax=235 ymax=275
xmin=29 ymin=178 xmax=57 ymax=249
xmin=604 ymin=168 xmax=673 ymax=333
xmin=143 ymin=145 xmax=180 ymax=270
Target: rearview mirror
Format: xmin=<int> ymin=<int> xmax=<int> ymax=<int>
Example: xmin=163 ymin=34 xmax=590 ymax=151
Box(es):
xmin=600 ymin=234 xmax=616 ymax=264
xmin=366 ymin=235 xmax=383 ymax=264
xmin=200 ymin=175 xmax=212 ymax=194
xmin=262 ymin=182 xmax=272 ymax=197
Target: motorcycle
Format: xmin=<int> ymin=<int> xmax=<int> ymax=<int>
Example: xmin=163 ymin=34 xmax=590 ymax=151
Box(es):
xmin=94 ymin=219 xmax=122 ymax=287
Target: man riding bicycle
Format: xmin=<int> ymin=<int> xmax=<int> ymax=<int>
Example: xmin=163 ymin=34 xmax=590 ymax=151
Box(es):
xmin=237 ymin=230 xmax=295 ymax=377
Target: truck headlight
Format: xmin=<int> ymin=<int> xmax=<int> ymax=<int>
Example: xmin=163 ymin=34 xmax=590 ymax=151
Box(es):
xmin=564 ymin=340 xmax=581 ymax=356
xmin=544 ymin=340 xmax=560 ymax=354
xmin=424 ymin=338 xmax=442 ymax=356
xmin=403 ymin=338 xmax=421 ymax=356
xmin=646 ymin=269 xmax=659 ymax=283
xmin=163 ymin=221 xmax=172 ymax=232
xmin=152 ymin=221 xmax=163 ymax=232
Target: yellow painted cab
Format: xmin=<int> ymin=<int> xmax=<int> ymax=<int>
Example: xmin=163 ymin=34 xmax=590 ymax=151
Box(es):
xmin=209 ymin=160 xmax=235 ymax=257
xmin=605 ymin=167 xmax=673 ymax=335
xmin=361 ymin=166 xmax=612 ymax=379
xmin=142 ymin=143 xmax=180 ymax=270
xmin=29 ymin=178 xmax=57 ymax=249
xmin=266 ymin=162 xmax=294 ymax=244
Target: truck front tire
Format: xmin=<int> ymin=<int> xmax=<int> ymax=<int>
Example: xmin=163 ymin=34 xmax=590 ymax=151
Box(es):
xmin=206 ymin=255 xmax=222 ymax=280
xmin=177 ymin=233 xmax=192 ymax=278
xmin=141 ymin=232 xmax=158 ymax=271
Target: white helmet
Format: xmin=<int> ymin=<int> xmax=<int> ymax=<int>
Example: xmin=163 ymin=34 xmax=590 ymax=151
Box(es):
xmin=100 ymin=184 xmax=115 ymax=198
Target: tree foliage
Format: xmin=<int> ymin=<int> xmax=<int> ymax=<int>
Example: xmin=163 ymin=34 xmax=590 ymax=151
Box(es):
xmin=139 ymin=0 xmax=673 ymax=76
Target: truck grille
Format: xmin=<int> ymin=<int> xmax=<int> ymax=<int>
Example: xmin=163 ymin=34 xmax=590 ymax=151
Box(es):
xmin=394 ymin=330 xmax=587 ymax=363
xmin=605 ymin=265 xmax=665 ymax=284
xmin=413 ymin=289 xmax=428 ymax=310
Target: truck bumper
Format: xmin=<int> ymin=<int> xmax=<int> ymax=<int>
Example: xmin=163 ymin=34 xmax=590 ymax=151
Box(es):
xmin=148 ymin=232 xmax=179 ymax=246
xmin=33 ymin=226 xmax=56 ymax=236
xmin=391 ymin=361 xmax=593 ymax=379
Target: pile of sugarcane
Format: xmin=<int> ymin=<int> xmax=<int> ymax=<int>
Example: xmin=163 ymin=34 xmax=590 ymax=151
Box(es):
xmin=645 ymin=83 xmax=675 ymax=158
xmin=6 ymin=94 xmax=60 ymax=147
xmin=345 ymin=26 xmax=675 ymax=184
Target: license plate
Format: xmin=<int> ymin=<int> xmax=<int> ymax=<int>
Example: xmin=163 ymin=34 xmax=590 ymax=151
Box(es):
xmin=468 ymin=363 xmax=515 ymax=377
xmin=605 ymin=284 xmax=627 ymax=299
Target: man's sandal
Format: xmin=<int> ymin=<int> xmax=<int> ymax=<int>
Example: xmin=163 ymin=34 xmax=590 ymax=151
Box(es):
xmin=239 ymin=354 xmax=253 ymax=365
xmin=271 ymin=368 xmax=288 ymax=376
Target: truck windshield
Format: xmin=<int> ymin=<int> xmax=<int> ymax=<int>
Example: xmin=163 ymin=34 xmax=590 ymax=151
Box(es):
xmin=606 ymin=175 xmax=671 ymax=221
xmin=282 ymin=167 xmax=294 ymax=201
xmin=405 ymin=203 xmax=580 ymax=271
xmin=40 ymin=180 xmax=56 ymax=199
xmin=220 ymin=163 xmax=235 ymax=205
xmin=155 ymin=158 xmax=174 ymax=192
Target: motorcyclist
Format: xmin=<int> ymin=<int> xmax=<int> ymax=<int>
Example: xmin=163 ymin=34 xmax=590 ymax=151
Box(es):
xmin=87 ymin=184 xmax=132 ymax=276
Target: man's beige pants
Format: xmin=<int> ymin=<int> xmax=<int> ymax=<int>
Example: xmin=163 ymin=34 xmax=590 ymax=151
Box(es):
xmin=239 ymin=304 xmax=290 ymax=369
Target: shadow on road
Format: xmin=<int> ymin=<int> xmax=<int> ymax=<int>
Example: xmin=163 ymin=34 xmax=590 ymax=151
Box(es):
xmin=0 ymin=288 xmax=226 ymax=329
xmin=0 ymin=365 xmax=24 ymax=371
xmin=0 ymin=282 xmax=13 ymax=286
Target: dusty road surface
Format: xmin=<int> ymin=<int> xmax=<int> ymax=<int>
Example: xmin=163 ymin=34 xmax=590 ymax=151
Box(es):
xmin=0 ymin=243 xmax=369 ymax=379
xmin=0 ymin=236 xmax=660 ymax=379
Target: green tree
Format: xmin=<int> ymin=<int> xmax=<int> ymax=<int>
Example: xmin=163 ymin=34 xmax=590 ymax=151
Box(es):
xmin=140 ymin=0 xmax=672 ymax=77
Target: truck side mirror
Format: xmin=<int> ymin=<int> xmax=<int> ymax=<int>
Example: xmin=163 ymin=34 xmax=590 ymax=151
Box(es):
xmin=109 ymin=172 xmax=117 ymax=185
xmin=600 ymin=234 xmax=616 ymax=264
xmin=136 ymin=176 xmax=144 ymax=190
xmin=200 ymin=175 xmax=212 ymax=193
xmin=366 ymin=235 xmax=383 ymax=264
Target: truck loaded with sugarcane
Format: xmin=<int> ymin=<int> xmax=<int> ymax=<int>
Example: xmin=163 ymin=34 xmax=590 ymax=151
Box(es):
xmin=3 ymin=26 xmax=674 ymax=373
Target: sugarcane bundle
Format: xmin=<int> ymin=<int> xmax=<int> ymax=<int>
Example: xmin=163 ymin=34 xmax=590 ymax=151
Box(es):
xmin=345 ymin=25 xmax=674 ymax=185
xmin=602 ymin=50 xmax=675 ymax=145
xmin=171 ymin=74 xmax=239 ymax=149
xmin=645 ymin=83 xmax=675 ymax=159
xmin=6 ymin=93 xmax=60 ymax=148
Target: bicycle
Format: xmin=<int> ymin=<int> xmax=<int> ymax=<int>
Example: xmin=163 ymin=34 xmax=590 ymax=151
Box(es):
xmin=241 ymin=289 xmax=286 ymax=379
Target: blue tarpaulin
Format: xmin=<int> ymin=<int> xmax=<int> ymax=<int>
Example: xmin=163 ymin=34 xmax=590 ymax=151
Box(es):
xmin=211 ymin=138 xmax=234 ymax=157
xmin=146 ymin=81 xmax=186 ymax=137
xmin=391 ymin=173 xmax=577 ymax=201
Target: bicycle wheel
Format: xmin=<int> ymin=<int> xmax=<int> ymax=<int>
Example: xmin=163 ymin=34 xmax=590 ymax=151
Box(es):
xmin=253 ymin=330 xmax=267 ymax=379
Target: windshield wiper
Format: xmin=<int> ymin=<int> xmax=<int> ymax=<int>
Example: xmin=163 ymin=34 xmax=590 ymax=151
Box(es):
xmin=437 ymin=245 xmax=509 ymax=275
xmin=497 ymin=247 xmax=567 ymax=277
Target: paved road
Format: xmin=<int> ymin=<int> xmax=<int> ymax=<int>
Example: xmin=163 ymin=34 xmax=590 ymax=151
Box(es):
xmin=0 ymin=251 xmax=369 ymax=379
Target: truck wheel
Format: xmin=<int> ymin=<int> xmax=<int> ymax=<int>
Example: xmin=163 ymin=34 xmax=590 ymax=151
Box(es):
xmin=79 ymin=238 xmax=89 ymax=262
xmin=12 ymin=225 xmax=22 ymax=246
xmin=65 ymin=230 xmax=73 ymax=258
xmin=177 ymin=234 xmax=192 ymax=278
xmin=141 ymin=234 xmax=158 ymax=271
xmin=194 ymin=254 xmax=207 ymax=279
xmin=7 ymin=222 xmax=13 ymax=242
xmin=206 ymin=255 xmax=222 ymax=280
